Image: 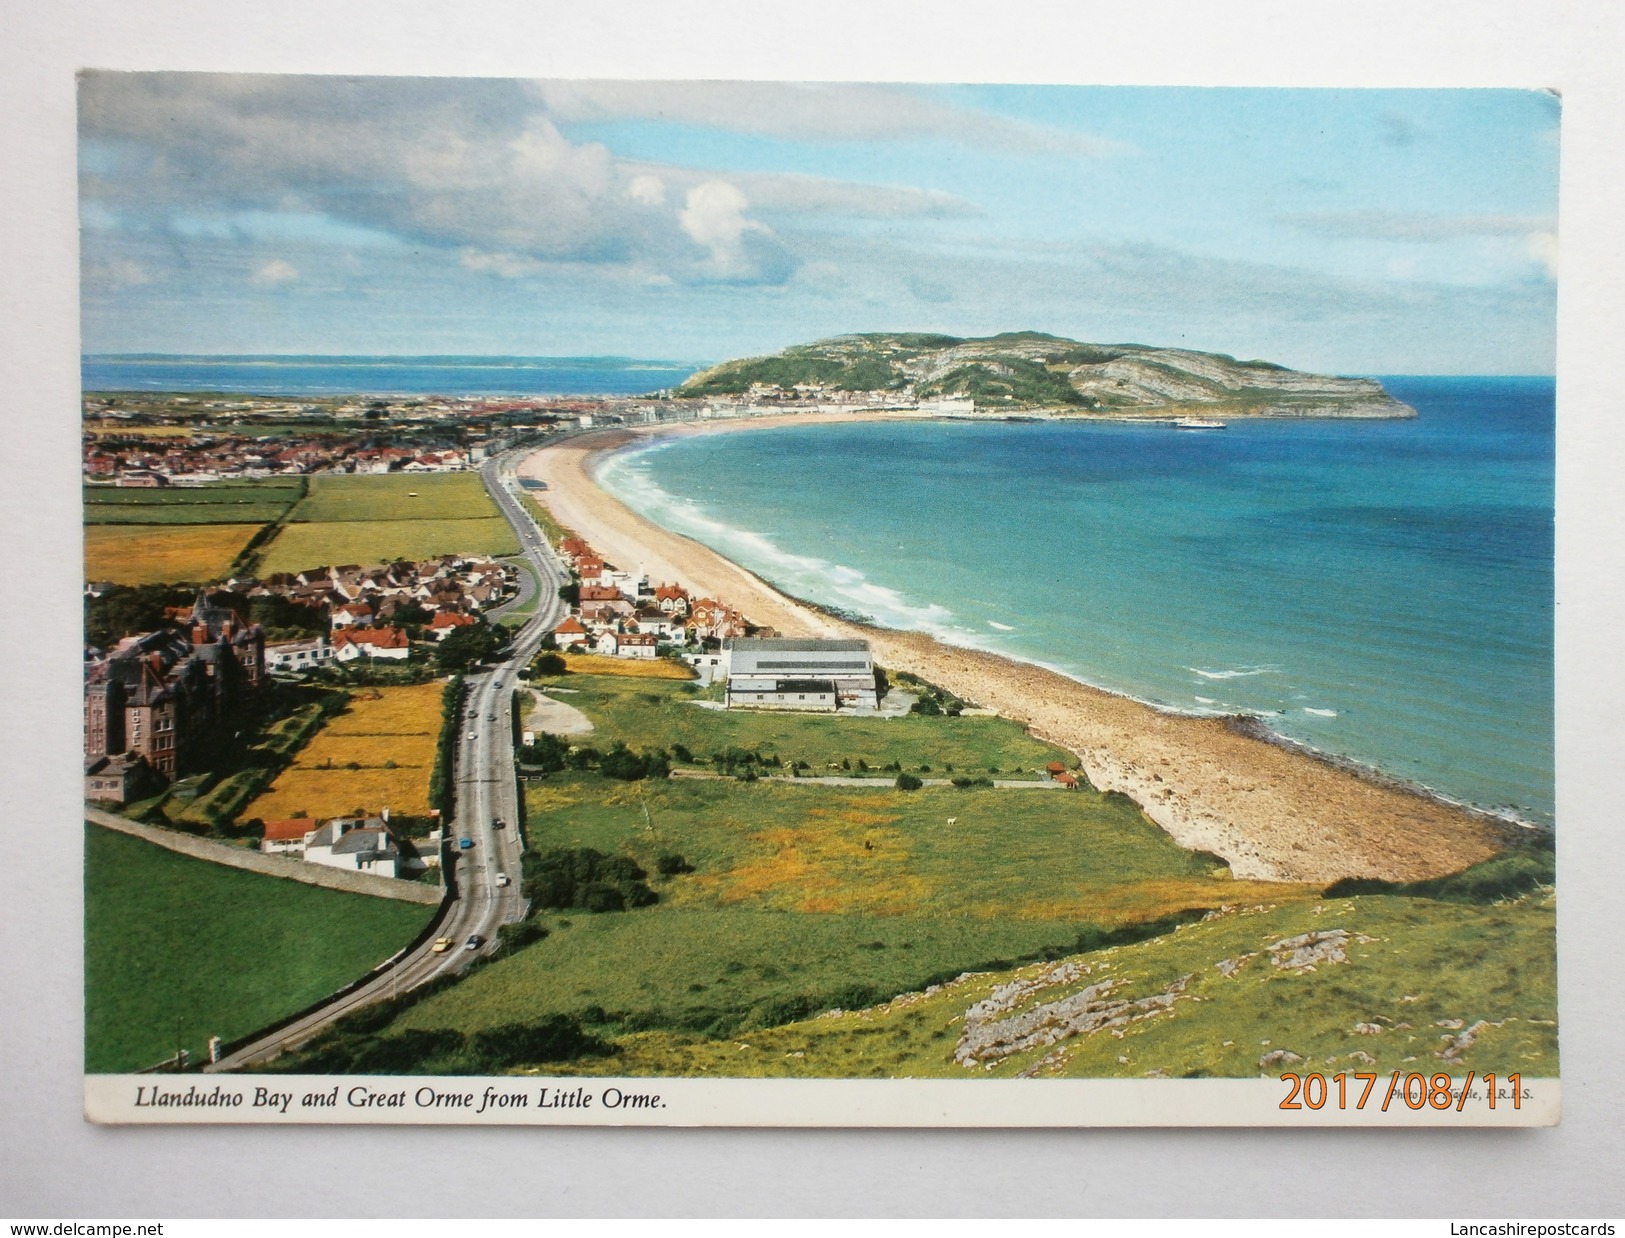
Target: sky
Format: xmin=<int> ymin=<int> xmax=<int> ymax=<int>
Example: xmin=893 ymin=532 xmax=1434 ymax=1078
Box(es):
xmin=78 ymin=75 xmax=1560 ymax=374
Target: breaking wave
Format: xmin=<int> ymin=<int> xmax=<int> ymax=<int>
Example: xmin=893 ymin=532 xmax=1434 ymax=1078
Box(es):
xmin=598 ymin=448 xmax=975 ymax=644
xmin=1189 ymin=665 xmax=1279 ymax=680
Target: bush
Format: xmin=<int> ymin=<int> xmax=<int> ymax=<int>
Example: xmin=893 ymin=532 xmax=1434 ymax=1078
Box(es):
xmin=579 ymin=881 xmax=626 ymax=913
xmin=655 ymin=853 xmax=695 ymax=876
xmin=519 ymin=731 xmax=570 ymax=772
xmin=523 ymin=846 xmax=658 ymax=914
xmin=469 ymin=1016 xmax=608 ymax=1068
xmin=531 ymin=651 xmax=567 ymax=677
xmin=894 ymin=772 xmax=923 ymax=791
xmin=598 ymin=743 xmax=670 ymax=782
xmin=496 ymin=921 xmax=548 ymax=952
xmin=435 ymin=621 xmax=508 ymax=673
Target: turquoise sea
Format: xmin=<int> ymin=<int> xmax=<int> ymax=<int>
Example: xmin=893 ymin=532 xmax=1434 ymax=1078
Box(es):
xmin=597 ymin=378 xmax=1555 ymax=826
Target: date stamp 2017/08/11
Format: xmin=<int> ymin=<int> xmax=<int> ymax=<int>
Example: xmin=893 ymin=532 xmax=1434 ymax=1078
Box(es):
xmin=1280 ymin=1072 xmax=1530 ymax=1113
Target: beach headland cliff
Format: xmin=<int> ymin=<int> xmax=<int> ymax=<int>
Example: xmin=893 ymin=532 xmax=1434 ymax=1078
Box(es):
xmin=518 ymin=415 xmax=1514 ymax=885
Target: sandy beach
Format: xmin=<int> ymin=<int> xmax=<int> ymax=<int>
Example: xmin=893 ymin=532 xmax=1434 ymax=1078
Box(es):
xmin=518 ymin=413 xmax=1516 ymax=884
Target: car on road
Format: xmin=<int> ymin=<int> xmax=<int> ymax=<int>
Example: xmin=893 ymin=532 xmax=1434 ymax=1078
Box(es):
xmin=464 ymin=934 xmax=484 ymax=951
xmin=495 ymin=872 xmax=510 ymax=887
xmin=491 ymin=817 xmax=504 ymax=829
xmin=466 ymin=730 xmax=476 ymax=741
xmin=487 ymin=713 xmax=496 ymax=721
xmin=458 ymin=836 xmax=474 ymax=849
xmin=431 ymin=936 xmax=454 ymax=953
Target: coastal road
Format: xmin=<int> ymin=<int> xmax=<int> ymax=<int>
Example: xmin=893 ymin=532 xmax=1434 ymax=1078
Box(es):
xmin=205 ymin=444 xmax=570 ymax=1070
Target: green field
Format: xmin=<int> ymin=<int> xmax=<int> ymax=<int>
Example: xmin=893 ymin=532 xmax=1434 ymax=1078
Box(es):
xmin=256 ymin=472 xmax=518 ymax=572
xmin=538 ymin=673 xmax=1069 ymax=776
xmin=562 ymin=889 xmax=1558 ymax=1080
xmin=288 ymin=473 xmax=501 ymax=523
xmin=84 ymin=823 xmax=434 ymax=1072
xmin=83 ymin=479 xmax=305 ymax=525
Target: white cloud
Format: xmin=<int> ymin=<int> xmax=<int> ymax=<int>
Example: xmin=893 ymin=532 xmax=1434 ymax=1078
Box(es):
xmin=85 ymin=258 xmax=151 ymax=289
xmin=77 ymin=73 xmax=975 ymax=290
xmin=459 ymin=248 xmax=544 ymax=278
xmin=1286 ymin=210 xmax=1551 ymax=242
xmin=251 ymin=258 xmax=298 ymax=285
xmin=679 ymin=181 xmax=773 ymax=275
xmin=528 ymin=81 xmax=1118 ymax=157
xmin=626 ymin=174 xmax=666 ymax=206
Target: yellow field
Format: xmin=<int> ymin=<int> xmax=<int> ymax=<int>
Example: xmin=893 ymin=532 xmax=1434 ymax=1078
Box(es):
xmin=84 ymin=523 xmax=261 ymax=585
xmin=256 ymin=518 xmax=519 ymax=574
xmin=83 ymin=423 xmax=195 ymax=437
xmin=245 ymin=683 xmax=443 ymax=820
xmin=558 ymin=653 xmax=695 ymax=680
xmin=321 ymin=682 xmax=444 ymax=735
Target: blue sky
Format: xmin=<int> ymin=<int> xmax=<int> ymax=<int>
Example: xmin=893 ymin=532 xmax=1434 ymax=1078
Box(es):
xmin=78 ymin=76 xmax=1559 ymax=374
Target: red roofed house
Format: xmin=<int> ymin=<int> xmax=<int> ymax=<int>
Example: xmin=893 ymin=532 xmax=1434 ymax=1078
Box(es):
xmin=333 ymin=626 xmax=411 ymax=662
xmin=654 ymin=584 xmax=690 ymax=616
xmin=429 ymin=611 xmax=475 ymax=642
xmin=553 ymin=616 xmax=590 ymax=650
xmin=260 ymin=817 xmax=317 ymax=855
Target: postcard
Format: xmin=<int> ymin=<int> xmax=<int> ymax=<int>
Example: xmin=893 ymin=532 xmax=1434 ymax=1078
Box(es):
xmin=78 ymin=74 xmax=1558 ymax=1126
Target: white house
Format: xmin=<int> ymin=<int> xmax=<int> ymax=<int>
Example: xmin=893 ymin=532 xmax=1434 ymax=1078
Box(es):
xmin=553 ymin=616 xmax=590 ymax=649
xmin=615 ymin=632 xmax=659 ymax=659
xmin=302 ymin=817 xmax=406 ymax=878
xmin=264 ymin=635 xmax=335 ymax=674
xmin=332 ymin=626 xmax=411 ymax=662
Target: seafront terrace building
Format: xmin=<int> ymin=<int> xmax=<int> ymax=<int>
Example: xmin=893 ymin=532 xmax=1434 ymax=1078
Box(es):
xmin=722 ymin=638 xmax=879 ymax=711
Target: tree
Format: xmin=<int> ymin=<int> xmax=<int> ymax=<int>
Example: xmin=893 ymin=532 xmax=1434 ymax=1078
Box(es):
xmin=435 ymin=621 xmax=507 ymax=672
xmin=531 ymin=651 xmax=567 ymax=676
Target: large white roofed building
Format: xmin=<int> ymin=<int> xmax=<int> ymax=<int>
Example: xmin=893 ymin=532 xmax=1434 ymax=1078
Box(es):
xmin=722 ymin=638 xmax=878 ymax=711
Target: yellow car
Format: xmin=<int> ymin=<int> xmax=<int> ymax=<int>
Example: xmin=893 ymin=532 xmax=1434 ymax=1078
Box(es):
xmin=431 ymin=936 xmax=454 ymax=954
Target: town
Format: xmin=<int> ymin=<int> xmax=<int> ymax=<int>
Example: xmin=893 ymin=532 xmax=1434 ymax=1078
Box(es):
xmin=81 ymin=387 xmax=974 ymax=486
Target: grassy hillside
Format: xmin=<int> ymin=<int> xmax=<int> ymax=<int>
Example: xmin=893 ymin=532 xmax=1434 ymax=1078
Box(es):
xmin=556 ymin=886 xmax=1557 ymax=1080
xmin=85 ymin=823 xmax=434 ymax=1072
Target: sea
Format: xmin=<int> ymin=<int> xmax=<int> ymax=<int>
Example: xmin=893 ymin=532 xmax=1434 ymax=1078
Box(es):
xmin=596 ymin=378 xmax=1555 ymax=827
xmin=81 ymin=354 xmax=698 ymax=398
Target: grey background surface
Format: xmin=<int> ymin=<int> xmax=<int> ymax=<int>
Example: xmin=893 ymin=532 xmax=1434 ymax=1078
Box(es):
xmin=4 ymin=0 xmax=1622 ymax=1217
